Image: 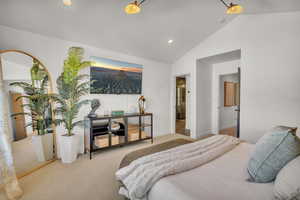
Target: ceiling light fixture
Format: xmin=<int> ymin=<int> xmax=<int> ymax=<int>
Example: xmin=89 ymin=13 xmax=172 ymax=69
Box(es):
xmin=219 ymin=0 xmax=244 ymax=14
xmin=168 ymin=39 xmax=174 ymax=44
xmin=63 ymin=0 xmax=72 ymax=6
xmin=125 ymin=0 xmax=146 ymax=14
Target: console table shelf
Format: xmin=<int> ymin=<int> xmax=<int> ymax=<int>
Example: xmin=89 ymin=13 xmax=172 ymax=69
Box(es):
xmin=84 ymin=113 xmax=153 ymax=159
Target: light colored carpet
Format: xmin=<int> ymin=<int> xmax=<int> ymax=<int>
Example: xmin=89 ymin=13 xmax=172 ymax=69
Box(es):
xmin=0 ymin=134 xmax=192 ymax=200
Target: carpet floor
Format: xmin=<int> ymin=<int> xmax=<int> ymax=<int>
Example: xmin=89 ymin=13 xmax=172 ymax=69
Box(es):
xmin=0 ymin=134 xmax=192 ymax=200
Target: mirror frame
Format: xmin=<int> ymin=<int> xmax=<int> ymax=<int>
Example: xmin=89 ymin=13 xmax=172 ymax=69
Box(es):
xmin=0 ymin=49 xmax=57 ymax=179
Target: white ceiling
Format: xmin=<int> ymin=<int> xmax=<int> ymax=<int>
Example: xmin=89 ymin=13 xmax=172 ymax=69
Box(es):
xmin=0 ymin=0 xmax=300 ymax=63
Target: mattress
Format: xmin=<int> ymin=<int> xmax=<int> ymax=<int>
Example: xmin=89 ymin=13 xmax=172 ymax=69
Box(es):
xmin=147 ymin=143 xmax=274 ymax=200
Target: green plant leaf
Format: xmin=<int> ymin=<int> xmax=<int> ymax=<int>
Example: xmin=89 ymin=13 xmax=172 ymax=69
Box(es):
xmin=72 ymin=120 xmax=85 ymax=128
xmin=10 ymin=72 xmax=54 ymax=134
xmin=54 ymin=47 xmax=92 ymax=135
xmin=53 ymin=119 xmax=65 ymax=126
xmin=11 ymin=112 xmax=32 ymax=117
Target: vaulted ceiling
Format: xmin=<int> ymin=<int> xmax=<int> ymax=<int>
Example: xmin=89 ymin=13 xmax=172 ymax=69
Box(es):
xmin=0 ymin=0 xmax=300 ymax=63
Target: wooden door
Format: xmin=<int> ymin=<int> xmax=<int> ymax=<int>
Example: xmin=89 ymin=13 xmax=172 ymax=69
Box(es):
xmin=10 ymin=92 xmax=27 ymax=141
xmin=224 ymin=81 xmax=236 ymax=107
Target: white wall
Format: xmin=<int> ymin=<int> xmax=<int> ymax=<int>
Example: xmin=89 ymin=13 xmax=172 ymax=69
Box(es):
xmin=195 ymin=61 xmax=212 ymax=138
xmin=2 ymin=59 xmax=32 ymax=140
xmin=172 ymin=11 xmax=300 ymax=143
xmin=2 ymin=60 xmax=31 ymax=80
xmin=0 ymin=25 xmax=172 ymax=154
xmin=219 ymin=73 xmax=238 ymax=130
xmin=212 ymin=60 xmax=240 ymax=133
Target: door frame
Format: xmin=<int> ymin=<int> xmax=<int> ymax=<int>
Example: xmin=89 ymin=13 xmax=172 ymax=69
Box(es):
xmin=215 ymin=68 xmax=241 ymax=138
xmin=172 ymin=73 xmax=191 ymax=135
xmin=236 ymin=67 xmax=241 ymax=138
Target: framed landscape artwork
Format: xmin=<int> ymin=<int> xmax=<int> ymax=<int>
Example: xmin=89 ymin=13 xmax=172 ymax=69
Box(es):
xmin=90 ymin=56 xmax=143 ymax=94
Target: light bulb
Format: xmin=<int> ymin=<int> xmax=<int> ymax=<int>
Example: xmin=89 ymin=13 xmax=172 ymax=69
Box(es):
xmin=125 ymin=1 xmax=141 ymax=14
xmin=63 ymin=0 xmax=72 ymax=6
xmin=227 ymin=4 xmax=243 ymax=14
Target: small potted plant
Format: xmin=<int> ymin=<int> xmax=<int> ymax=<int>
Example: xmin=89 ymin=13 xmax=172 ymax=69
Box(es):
xmin=54 ymin=47 xmax=91 ymax=163
xmin=10 ymin=61 xmax=55 ymax=162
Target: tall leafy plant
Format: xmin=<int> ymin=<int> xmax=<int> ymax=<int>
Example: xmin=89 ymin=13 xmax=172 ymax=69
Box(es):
xmin=54 ymin=47 xmax=91 ymax=136
xmin=63 ymin=47 xmax=91 ymax=84
xmin=10 ymin=62 xmax=54 ymax=135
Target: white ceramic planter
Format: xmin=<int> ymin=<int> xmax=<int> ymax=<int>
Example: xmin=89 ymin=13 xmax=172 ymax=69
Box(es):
xmin=32 ymin=133 xmax=54 ymax=162
xmin=60 ymin=134 xmax=79 ymax=164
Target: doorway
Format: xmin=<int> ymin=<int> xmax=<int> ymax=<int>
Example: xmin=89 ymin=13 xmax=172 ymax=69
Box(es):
xmin=195 ymin=49 xmax=241 ymax=139
xmin=218 ymin=69 xmax=240 ymax=137
xmin=175 ymin=76 xmax=190 ymax=136
xmin=5 ymin=80 xmax=33 ymax=142
xmin=10 ymin=92 xmax=27 ymax=141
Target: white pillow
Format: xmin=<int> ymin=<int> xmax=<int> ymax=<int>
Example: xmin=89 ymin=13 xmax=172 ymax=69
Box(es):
xmin=274 ymin=156 xmax=300 ymax=200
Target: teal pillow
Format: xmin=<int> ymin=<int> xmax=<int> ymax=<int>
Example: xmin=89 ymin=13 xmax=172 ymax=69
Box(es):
xmin=247 ymin=126 xmax=300 ymax=183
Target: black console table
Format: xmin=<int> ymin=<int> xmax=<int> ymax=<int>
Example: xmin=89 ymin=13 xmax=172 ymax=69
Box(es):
xmin=84 ymin=113 xmax=153 ymax=159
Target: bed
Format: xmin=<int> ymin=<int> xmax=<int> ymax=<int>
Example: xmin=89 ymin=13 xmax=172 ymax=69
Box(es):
xmin=147 ymin=142 xmax=274 ymax=200
xmin=117 ymin=136 xmax=274 ymax=200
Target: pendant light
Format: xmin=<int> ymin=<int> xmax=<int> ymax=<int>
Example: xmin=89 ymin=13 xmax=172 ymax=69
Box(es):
xmin=63 ymin=0 xmax=72 ymax=6
xmin=220 ymin=0 xmax=244 ymax=14
xmin=125 ymin=0 xmax=146 ymax=14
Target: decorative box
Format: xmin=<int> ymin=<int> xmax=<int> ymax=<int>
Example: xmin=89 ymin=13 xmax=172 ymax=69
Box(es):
xmin=111 ymin=110 xmax=124 ymax=116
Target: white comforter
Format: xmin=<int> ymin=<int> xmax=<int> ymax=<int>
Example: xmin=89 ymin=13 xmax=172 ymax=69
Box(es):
xmin=116 ymin=135 xmax=240 ymax=200
xmin=148 ymin=142 xmax=274 ymax=200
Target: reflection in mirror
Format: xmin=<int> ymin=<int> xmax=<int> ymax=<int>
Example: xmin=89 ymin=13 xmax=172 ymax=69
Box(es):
xmin=1 ymin=52 xmax=54 ymax=177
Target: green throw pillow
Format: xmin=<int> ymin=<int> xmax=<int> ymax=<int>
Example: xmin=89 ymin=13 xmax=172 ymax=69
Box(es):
xmin=247 ymin=126 xmax=300 ymax=183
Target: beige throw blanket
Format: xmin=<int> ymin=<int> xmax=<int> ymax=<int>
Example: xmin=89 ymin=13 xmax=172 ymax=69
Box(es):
xmin=116 ymin=135 xmax=240 ymax=200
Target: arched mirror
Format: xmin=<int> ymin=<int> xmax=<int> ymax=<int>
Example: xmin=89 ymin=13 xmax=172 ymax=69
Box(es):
xmin=0 ymin=50 xmax=56 ymax=178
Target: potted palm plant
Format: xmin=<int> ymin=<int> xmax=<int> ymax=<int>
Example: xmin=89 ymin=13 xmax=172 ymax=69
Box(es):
xmin=54 ymin=47 xmax=91 ymax=163
xmin=10 ymin=60 xmax=55 ymax=162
